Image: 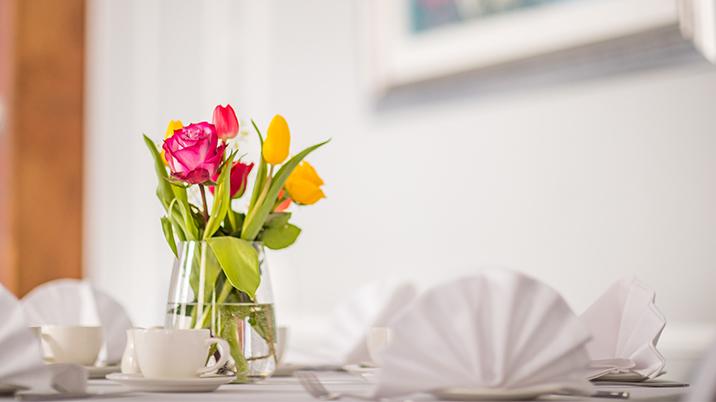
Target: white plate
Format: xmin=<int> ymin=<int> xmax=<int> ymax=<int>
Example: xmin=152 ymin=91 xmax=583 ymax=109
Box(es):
xmin=105 ymin=373 xmax=234 ymax=392
xmin=86 ymin=365 xmax=120 ymax=379
xmin=431 ymin=384 xmax=580 ymax=401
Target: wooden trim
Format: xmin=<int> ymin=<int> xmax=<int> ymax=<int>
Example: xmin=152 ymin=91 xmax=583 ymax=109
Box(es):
xmin=0 ymin=0 xmax=85 ymax=296
xmin=0 ymin=0 xmax=17 ymax=294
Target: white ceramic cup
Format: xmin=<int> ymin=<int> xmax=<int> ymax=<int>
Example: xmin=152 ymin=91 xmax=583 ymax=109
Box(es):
xmin=39 ymin=325 xmax=103 ymax=366
xmin=367 ymin=327 xmax=393 ymax=367
xmin=133 ymin=328 xmax=230 ymax=379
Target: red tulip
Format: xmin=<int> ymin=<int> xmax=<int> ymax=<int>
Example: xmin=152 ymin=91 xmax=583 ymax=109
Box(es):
xmin=211 ymin=161 xmax=254 ymax=199
xmin=212 ymin=104 xmax=239 ymax=140
xmin=162 ymin=122 xmax=226 ymax=185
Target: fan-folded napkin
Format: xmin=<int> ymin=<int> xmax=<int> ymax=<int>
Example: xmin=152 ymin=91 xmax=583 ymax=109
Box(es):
xmin=374 ymin=269 xmax=592 ymax=398
xmin=21 ymin=279 xmax=132 ymax=364
xmin=580 ymin=277 xmax=666 ymax=380
xmin=0 ymin=283 xmax=86 ymax=394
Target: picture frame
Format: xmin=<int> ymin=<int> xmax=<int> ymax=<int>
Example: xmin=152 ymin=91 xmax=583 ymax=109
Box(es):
xmin=365 ymin=0 xmax=688 ymax=99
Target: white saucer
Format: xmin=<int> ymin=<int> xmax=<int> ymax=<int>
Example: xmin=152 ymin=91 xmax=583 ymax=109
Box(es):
xmin=106 ymin=373 xmax=234 ymax=392
xmin=86 ymin=365 xmax=120 ymax=379
xmin=42 ymin=361 xmax=120 ymax=379
xmin=431 ymin=383 xmax=582 ymax=401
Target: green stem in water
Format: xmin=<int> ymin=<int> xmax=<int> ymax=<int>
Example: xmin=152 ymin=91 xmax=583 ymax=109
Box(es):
xmin=195 ymin=241 xmax=209 ymax=328
xmin=195 ymin=278 xmax=234 ymax=329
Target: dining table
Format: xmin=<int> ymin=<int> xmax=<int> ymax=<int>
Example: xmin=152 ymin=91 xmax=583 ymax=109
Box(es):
xmin=1 ymin=371 xmax=689 ymax=402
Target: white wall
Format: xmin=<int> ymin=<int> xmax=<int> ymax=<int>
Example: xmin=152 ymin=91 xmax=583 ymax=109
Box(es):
xmin=86 ymin=0 xmax=716 ymax=348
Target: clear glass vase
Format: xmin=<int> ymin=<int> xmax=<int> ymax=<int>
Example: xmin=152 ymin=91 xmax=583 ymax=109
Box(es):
xmin=165 ymin=240 xmax=277 ymax=382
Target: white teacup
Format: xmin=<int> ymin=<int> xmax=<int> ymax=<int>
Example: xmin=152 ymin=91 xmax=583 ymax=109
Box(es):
xmin=367 ymin=327 xmax=393 ymax=367
xmin=39 ymin=325 xmax=103 ymax=366
xmin=133 ymin=328 xmax=230 ymax=379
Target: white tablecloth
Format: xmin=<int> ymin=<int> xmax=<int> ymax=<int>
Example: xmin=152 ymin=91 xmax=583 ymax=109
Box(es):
xmin=2 ymin=372 xmax=689 ymax=401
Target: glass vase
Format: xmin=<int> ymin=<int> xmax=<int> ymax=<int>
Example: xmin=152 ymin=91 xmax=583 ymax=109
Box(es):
xmin=165 ymin=240 xmax=277 ymax=382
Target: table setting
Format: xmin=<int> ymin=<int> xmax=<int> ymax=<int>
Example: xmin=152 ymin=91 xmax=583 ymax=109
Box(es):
xmin=0 ymin=104 xmax=708 ymax=401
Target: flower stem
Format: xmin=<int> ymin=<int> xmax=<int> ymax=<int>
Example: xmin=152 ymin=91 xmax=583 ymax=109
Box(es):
xmin=243 ymin=165 xmax=274 ymax=237
xmin=199 ymin=184 xmax=210 ymax=223
xmin=195 ymin=278 xmax=234 ymax=329
xmin=227 ymin=206 xmax=237 ymax=233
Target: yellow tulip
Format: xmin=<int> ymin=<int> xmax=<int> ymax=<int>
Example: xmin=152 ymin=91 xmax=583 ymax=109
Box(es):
xmin=285 ymin=161 xmax=325 ymax=205
xmin=165 ymin=120 xmax=183 ymax=138
xmin=262 ymin=115 xmax=290 ymax=165
xmin=161 ymin=120 xmax=183 ymax=164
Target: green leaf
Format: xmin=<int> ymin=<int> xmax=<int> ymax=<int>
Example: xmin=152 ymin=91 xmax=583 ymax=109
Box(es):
xmin=250 ymin=119 xmax=265 ymax=145
xmin=264 ymin=212 xmax=292 ymax=229
xmin=143 ymin=134 xmax=174 ymax=209
xmin=171 ymin=181 xmax=189 ymax=204
xmin=172 ymin=220 xmax=187 ymax=241
xmin=160 ymin=217 xmax=178 ymax=257
xmin=242 ymin=139 xmax=330 ymax=240
xmin=204 ymin=150 xmax=237 ymax=240
xmin=207 ymin=237 xmax=260 ymax=300
xmin=261 ymin=224 xmax=301 ymax=250
xmin=162 ymin=176 xmax=190 ymax=187
xmin=169 ymin=197 xmax=199 ymax=240
xmin=144 ymin=134 xmax=196 ymax=243
xmin=248 ymin=120 xmax=267 ymax=213
xmin=164 ymin=204 xmax=187 ymax=241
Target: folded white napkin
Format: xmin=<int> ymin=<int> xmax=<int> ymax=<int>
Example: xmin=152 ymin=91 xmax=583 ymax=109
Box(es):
xmin=283 ymin=280 xmax=417 ymax=366
xmin=21 ymin=279 xmax=132 ymax=365
xmin=580 ymin=277 xmax=666 ymax=380
xmin=374 ymin=269 xmax=592 ymax=398
xmin=0 ymin=284 xmax=86 ymax=394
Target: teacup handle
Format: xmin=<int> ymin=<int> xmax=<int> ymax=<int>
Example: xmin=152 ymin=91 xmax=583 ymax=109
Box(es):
xmin=39 ymin=333 xmax=57 ymax=362
xmin=197 ymin=337 xmax=230 ymax=376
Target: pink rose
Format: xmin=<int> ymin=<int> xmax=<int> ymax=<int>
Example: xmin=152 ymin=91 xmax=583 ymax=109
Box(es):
xmin=163 ymin=122 xmax=226 ymax=185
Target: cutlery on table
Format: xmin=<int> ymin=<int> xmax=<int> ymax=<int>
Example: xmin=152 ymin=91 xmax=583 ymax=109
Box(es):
xmin=592 ymin=391 xmax=631 ymax=399
xmin=295 ymin=371 xmax=374 ymax=401
xmin=296 ymin=371 xmax=629 ymax=401
xmin=559 ymin=390 xmax=631 ymax=399
xmin=593 ymin=380 xmax=689 ymax=388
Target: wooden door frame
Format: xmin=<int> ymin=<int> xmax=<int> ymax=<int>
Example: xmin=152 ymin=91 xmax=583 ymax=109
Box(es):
xmin=0 ymin=0 xmax=85 ymax=296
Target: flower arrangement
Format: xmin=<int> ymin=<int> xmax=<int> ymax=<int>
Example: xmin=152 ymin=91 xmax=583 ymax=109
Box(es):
xmin=143 ymin=104 xmax=328 ymax=378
